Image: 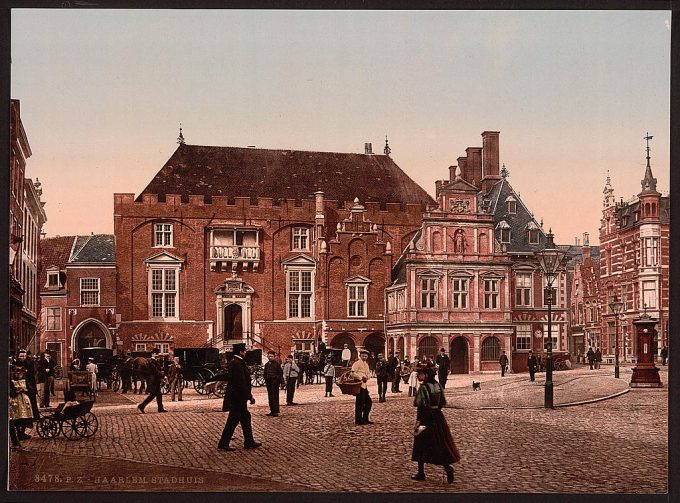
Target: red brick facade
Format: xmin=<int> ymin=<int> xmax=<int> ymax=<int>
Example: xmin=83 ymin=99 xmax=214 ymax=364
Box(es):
xmin=114 ymin=145 xmax=432 ymax=358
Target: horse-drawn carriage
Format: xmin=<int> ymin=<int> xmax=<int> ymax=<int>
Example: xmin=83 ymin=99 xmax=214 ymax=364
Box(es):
xmin=78 ymin=347 xmax=120 ymax=392
xmin=173 ymin=347 xmax=223 ymax=394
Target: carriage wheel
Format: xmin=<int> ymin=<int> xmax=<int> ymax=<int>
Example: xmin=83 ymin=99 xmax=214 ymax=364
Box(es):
xmin=81 ymin=412 xmax=99 ymax=438
xmin=36 ymin=417 xmax=60 ymax=439
xmin=61 ymin=417 xmax=87 ymax=440
xmin=255 ymin=373 xmax=266 ymax=387
xmin=161 ymin=381 xmax=171 ymax=395
xmin=213 ymin=381 xmax=228 ymax=398
xmin=194 ymin=369 xmax=213 ymax=395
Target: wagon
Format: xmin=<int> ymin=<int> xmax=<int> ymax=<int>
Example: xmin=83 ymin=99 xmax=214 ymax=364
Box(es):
xmin=67 ymin=370 xmax=92 ymax=396
xmin=79 ymin=347 xmax=120 ymax=392
xmin=173 ymin=348 xmax=222 ymax=394
xmin=36 ymin=400 xmax=98 ymax=440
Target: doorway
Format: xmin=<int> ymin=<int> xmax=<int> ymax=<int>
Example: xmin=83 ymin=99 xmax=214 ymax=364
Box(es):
xmin=450 ymin=336 xmax=469 ymax=374
xmin=224 ymin=304 xmax=243 ymax=340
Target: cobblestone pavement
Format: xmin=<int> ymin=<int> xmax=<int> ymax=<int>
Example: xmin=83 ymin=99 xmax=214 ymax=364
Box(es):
xmin=9 ymin=364 xmax=668 ymax=494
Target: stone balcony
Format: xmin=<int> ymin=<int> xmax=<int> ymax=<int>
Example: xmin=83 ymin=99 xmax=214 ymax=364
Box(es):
xmin=209 ymin=245 xmax=261 ymax=271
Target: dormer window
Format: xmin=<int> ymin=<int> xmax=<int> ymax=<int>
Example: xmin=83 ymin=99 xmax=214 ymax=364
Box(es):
xmin=506 ymin=196 xmax=517 ymax=214
xmin=47 ymin=270 xmax=61 ymax=290
xmin=526 ymin=221 xmax=540 ymax=244
xmin=154 ymin=223 xmax=173 ymax=247
xmin=496 ymin=220 xmax=511 ymax=243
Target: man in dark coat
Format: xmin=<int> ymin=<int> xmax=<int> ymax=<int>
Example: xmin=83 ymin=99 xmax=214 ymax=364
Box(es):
xmin=217 ymin=343 xmax=261 ymax=451
xmin=527 ymin=351 xmax=538 ymax=382
xmin=388 ymin=352 xmax=402 ymax=393
xmin=661 ymin=346 xmax=668 ymax=366
xmin=587 ymin=347 xmax=595 ymax=370
xmin=375 ymin=353 xmax=390 ymax=402
xmin=263 ymin=350 xmax=283 ymax=417
xmin=137 ymin=348 xmax=167 ymax=413
xmin=37 ymin=351 xmax=56 ymax=408
xmin=435 ymin=348 xmax=451 ymax=388
xmin=499 ymin=351 xmax=509 ymax=377
xmin=594 ymin=348 xmax=602 ymax=369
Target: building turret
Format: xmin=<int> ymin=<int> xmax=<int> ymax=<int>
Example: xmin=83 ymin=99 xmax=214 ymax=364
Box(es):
xmin=638 ymin=133 xmax=661 ymax=222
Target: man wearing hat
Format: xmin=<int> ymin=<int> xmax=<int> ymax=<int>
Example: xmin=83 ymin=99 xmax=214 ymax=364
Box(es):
xmin=37 ymin=350 xmax=56 ymax=408
xmin=217 ymin=343 xmax=261 ymax=451
xmin=435 ymin=348 xmax=451 ymax=389
xmin=350 ymin=350 xmax=373 ymax=425
xmin=137 ymin=348 xmax=167 ymax=413
xmin=374 ymin=353 xmax=390 ymax=402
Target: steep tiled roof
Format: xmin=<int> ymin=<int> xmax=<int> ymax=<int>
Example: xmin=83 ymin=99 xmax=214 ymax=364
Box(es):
xmin=70 ymin=235 xmax=115 ymax=263
xmin=39 ymin=236 xmax=75 ymax=293
xmin=487 ymin=178 xmax=548 ymax=253
xmin=137 ymin=144 xmax=435 ymax=208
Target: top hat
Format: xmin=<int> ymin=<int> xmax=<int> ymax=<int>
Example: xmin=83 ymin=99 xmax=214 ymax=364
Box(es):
xmin=232 ymin=343 xmax=247 ymax=353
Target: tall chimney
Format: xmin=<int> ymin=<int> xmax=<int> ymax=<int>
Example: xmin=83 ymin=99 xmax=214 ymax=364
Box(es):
xmin=466 ymin=147 xmax=482 ymax=187
xmin=364 ymin=143 xmax=373 ymax=155
xmin=457 ymin=156 xmax=468 ymax=183
xmin=481 ymin=131 xmax=501 ymax=194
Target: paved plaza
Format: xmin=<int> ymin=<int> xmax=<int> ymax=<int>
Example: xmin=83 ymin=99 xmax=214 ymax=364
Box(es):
xmin=8 ymin=364 xmax=668 ymax=494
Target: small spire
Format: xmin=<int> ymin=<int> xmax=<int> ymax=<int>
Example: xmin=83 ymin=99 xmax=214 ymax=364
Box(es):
xmin=640 ymin=132 xmax=659 ymax=195
xmin=384 ymin=135 xmax=391 ymax=156
xmin=500 ymin=164 xmax=509 ymax=178
xmin=177 ymin=123 xmax=185 ymax=145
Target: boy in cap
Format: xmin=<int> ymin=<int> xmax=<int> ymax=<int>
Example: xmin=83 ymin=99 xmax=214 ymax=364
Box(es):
xmin=374 ymin=353 xmax=390 ymax=402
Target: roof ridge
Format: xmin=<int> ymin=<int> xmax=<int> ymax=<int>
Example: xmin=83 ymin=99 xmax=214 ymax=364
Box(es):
xmin=182 ymin=143 xmax=392 ymax=157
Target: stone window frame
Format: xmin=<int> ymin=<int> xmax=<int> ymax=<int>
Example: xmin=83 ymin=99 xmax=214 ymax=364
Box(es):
xmin=514 ymin=271 xmax=533 ymax=307
xmin=153 ymin=342 xmax=171 ymax=354
xmin=148 ymin=266 xmax=180 ymax=320
xmin=291 ymin=226 xmax=310 ymax=251
xmin=80 ymin=277 xmax=100 ymax=307
xmin=135 ymin=343 xmax=147 ymax=352
xmin=483 ymin=278 xmax=500 ymax=310
xmin=346 ymin=276 xmax=371 ymax=318
xmin=515 ymin=324 xmax=532 ymax=351
xmin=451 ymin=276 xmax=469 ymax=310
xmin=45 ymin=306 xmax=62 ymax=331
xmin=287 ymin=268 xmax=314 ymax=320
xmin=153 ymin=222 xmax=174 ymax=248
xmin=46 ymin=269 xmax=61 ymax=289
xmin=420 ymin=277 xmax=438 ymax=309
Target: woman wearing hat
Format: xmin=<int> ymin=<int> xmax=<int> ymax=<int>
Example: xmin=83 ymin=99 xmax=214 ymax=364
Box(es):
xmin=411 ymin=362 xmax=460 ymax=484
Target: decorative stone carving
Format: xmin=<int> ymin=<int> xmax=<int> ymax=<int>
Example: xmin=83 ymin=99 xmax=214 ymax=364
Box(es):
xmin=450 ymin=199 xmax=471 ymax=214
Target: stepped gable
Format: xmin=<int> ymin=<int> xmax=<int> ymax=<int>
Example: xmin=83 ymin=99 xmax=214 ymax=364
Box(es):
xmin=137 ymin=143 xmax=435 ymax=207
xmin=70 ymin=234 xmax=116 ymax=263
xmin=487 ymin=178 xmax=546 ymax=253
xmin=39 ymin=235 xmax=75 ymax=292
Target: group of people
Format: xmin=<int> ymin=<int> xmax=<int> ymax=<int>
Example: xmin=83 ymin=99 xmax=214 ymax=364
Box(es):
xmin=586 ymin=347 xmax=603 ymax=369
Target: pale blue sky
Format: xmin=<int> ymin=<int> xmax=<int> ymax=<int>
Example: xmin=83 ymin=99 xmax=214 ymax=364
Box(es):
xmin=11 ymin=10 xmax=671 ymax=244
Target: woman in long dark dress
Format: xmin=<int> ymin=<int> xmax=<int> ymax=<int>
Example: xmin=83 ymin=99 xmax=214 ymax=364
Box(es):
xmin=411 ymin=363 xmax=460 ymax=483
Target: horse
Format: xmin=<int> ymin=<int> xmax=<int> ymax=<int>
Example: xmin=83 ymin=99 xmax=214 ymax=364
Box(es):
xmin=121 ymin=357 xmax=150 ymax=394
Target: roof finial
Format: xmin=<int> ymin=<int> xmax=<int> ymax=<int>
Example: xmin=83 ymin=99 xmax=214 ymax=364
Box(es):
xmin=177 ymin=123 xmax=185 ymax=145
xmin=644 ymin=132 xmax=653 ymax=169
xmin=500 ymin=163 xmax=509 ymax=178
xmin=384 ymin=135 xmax=391 ymax=156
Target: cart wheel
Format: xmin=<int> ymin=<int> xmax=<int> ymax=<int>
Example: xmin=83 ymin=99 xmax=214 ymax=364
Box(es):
xmin=161 ymin=381 xmax=171 ymax=395
xmin=194 ymin=369 xmax=213 ymax=395
xmin=81 ymin=412 xmax=99 ymax=438
xmin=213 ymin=381 xmax=227 ymax=398
xmin=36 ymin=417 xmax=60 ymax=439
xmin=255 ymin=374 xmax=266 ymax=387
xmin=61 ymin=417 xmax=87 ymax=440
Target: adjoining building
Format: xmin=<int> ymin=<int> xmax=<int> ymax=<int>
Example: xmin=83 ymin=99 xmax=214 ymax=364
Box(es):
xmin=39 ymin=235 xmax=117 ymax=369
xmin=113 ymin=140 xmax=433 ymax=359
xmin=596 ymin=141 xmax=669 ymax=362
xmin=385 ymin=131 xmax=569 ymax=373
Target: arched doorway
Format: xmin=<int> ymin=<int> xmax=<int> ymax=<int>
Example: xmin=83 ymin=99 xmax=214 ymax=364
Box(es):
xmin=224 ymin=304 xmax=243 ymax=340
xmin=417 ymin=336 xmax=438 ymax=361
xmin=330 ymin=333 xmax=357 ymax=361
xmin=388 ymin=337 xmax=395 ymax=355
xmin=450 ymin=336 xmax=469 ymax=374
xmin=73 ymin=320 xmax=109 ymax=354
xmin=363 ymin=332 xmax=385 ymax=359
xmin=397 ymin=337 xmax=405 ymax=357
xmin=481 ymin=336 xmax=501 ymax=362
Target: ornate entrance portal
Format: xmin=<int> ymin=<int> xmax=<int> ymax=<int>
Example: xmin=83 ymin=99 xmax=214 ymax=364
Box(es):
xmin=215 ymin=273 xmax=253 ymax=348
xmin=450 ymin=336 xmax=469 ymax=374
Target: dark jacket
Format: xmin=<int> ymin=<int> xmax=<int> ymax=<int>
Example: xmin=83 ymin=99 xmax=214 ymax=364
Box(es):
xmin=146 ymin=357 xmax=164 ymax=390
xmin=375 ymin=359 xmax=390 ymax=379
xmin=527 ymin=355 xmax=538 ymax=371
xmin=594 ymin=350 xmax=602 ymax=362
xmin=14 ymin=359 xmax=37 ymax=392
xmin=222 ymin=356 xmax=253 ymax=412
xmin=264 ymin=360 xmax=283 ymax=383
xmin=499 ymin=354 xmax=509 ymax=366
xmin=587 ymin=349 xmax=595 ymax=362
xmin=37 ymin=357 xmax=56 ymax=383
xmin=436 ymin=354 xmax=450 ymax=374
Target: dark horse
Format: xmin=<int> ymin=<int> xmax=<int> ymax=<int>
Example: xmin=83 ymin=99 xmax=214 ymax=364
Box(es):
xmin=121 ymin=357 xmax=150 ymax=394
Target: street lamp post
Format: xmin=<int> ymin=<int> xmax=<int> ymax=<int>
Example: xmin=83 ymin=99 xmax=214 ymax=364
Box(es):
xmin=609 ymin=296 xmax=624 ymax=379
xmin=536 ymin=229 xmax=566 ymax=409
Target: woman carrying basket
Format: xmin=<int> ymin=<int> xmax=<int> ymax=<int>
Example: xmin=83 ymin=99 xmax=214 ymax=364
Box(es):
xmin=411 ymin=361 xmax=460 ymax=484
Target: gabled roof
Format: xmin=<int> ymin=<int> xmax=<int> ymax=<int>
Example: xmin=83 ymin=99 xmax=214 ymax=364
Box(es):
xmin=137 ymin=143 xmax=435 ymax=208
xmin=39 ymin=236 xmax=75 ymax=292
xmin=487 ymin=178 xmax=547 ymax=253
xmin=70 ymin=235 xmax=115 ymax=263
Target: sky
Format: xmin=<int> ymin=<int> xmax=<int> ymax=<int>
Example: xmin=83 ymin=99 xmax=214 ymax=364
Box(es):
xmin=11 ymin=9 xmax=671 ymax=245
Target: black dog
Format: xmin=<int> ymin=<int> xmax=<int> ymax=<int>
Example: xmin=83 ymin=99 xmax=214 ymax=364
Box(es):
xmin=472 ymin=381 xmax=481 ymax=391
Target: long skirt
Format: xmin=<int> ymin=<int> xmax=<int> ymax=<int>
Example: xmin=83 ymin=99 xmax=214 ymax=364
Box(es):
xmin=412 ymin=407 xmax=461 ymax=466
